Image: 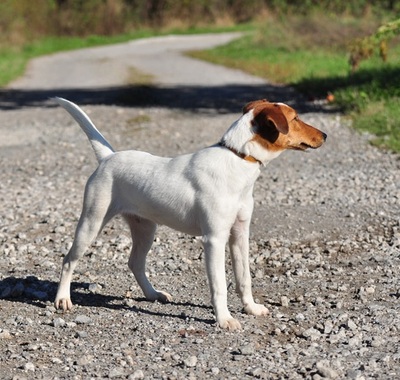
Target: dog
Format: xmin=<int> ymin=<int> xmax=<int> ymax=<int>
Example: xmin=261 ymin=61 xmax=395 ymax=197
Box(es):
xmin=54 ymin=98 xmax=326 ymax=330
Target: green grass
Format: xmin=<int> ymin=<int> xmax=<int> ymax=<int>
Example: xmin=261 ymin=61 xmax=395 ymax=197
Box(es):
xmin=353 ymin=98 xmax=400 ymax=151
xmin=191 ymin=34 xmax=350 ymax=84
xmin=191 ymin=17 xmax=400 ymax=152
xmin=296 ymin=54 xmax=400 ymax=152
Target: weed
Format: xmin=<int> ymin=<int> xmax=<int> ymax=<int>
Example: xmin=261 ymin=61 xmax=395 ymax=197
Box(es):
xmin=127 ymin=67 xmax=155 ymax=86
xmin=127 ymin=114 xmax=151 ymax=125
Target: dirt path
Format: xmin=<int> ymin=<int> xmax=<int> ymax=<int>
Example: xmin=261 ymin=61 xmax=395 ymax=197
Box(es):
xmin=2 ymin=32 xmax=294 ymax=111
xmin=0 ymin=33 xmax=399 ymax=379
xmin=8 ymin=33 xmax=264 ymax=89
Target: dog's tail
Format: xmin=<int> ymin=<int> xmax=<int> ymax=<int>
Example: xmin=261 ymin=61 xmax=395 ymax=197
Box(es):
xmin=54 ymin=97 xmax=115 ymax=162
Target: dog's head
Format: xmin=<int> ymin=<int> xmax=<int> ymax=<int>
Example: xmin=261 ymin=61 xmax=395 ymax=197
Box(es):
xmin=221 ymin=99 xmax=326 ymax=165
xmin=243 ymin=99 xmax=327 ymax=153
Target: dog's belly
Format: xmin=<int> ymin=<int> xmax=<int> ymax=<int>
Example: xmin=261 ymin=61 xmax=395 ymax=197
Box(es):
xmin=128 ymin=182 xmax=202 ymax=235
xmin=139 ymin=208 xmax=201 ymax=236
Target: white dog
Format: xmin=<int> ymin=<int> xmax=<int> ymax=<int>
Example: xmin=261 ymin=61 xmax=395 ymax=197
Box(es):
xmin=54 ymin=98 xmax=326 ymax=330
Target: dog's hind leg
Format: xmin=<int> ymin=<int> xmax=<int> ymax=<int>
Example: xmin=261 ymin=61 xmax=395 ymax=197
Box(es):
xmin=124 ymin=215 xmax=172 ymax=303
xmin=55 ymin=181 xmax=113 ymax=311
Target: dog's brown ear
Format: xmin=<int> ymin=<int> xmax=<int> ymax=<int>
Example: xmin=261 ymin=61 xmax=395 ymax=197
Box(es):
xmin=242 ymin=99 xmax=268 ymax=114
xmin=266 ymin=105 xmax=289 ymax=134
xmin=253 ymin=104 xmax=289 ymax=135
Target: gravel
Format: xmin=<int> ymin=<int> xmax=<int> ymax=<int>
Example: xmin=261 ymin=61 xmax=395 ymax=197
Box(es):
xmin=1 ymin=34 xmax=400 ymax=379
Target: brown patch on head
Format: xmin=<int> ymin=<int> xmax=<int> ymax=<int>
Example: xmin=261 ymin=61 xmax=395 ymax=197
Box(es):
xmin=244 ymin=100 xmax=327 ymax=152
xmin=253 ymin=103 xmax=289 ymax=135
xmin=242 ymin=99 xmax=268 ymax=114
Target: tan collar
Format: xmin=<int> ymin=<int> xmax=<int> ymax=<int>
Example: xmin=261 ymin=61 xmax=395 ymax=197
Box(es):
xmin=218 ymin=142 xmax=262 ymax=165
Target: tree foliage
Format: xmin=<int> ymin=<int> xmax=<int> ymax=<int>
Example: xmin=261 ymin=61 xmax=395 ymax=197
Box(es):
xmin=1 ymin=0 xmax=399 ymax=46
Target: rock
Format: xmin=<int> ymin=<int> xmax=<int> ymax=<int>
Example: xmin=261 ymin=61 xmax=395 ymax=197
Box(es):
xmin=109 ymin=367 xmax=125 ymax=378
xmin=88 ymin=283 xmax=102 ymax=293
xmin=76 ymin=331 xmax=88 ymax=338
xmin=52 ymin=317 xmax=66 ymax=328
xmin=76 ymin=355 xmax=93 ymax=366
xmin=365 ymin=286 xmax=375 ymax=294
xmin=75 ymin=315 xmax=92 ymax=324
xmin=128 ymin=370 xmax=144 ymax=379
xmin=348 ymin=334 xmax=362 ymax=347
xmin=239 ymin=343 xmax=255 ymax=356
xmin=251 ymin=367 xmax=263 ymax=377
xmin=26 ymin=343 xmax=39 ymax=351
xmin=302 ymin=328 xmax=321 ymax=341
xmin=324 ymin=320 xmax=334 ymax=335
xmin=280 ymin=296 xmax=289 ymax=307
xmin=370 ymin=336 xmax=384 ymax=348
xmin=183 ymin=355 xmax=197 ymax=367
xmin=316 ymin=360 xmax=339 ymax=379
xmin=0 ymin=330 xmax=12 ymax=339
xmin=23 ymin=362 xmax=35 ymax=372
xmin=347 ymin=319 xmax=357 ymax=331
xmin=210 ymin=367 xmax=220 ymax=375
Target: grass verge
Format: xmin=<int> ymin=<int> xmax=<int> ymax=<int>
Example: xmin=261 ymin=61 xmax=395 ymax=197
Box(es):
xmin=297 ymin=62 xmax=400 ymax=151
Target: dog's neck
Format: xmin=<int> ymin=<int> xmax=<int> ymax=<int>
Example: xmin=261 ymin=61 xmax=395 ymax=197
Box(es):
xmin=218 ymin=141 xmax=262 ymax=165
xmin=220 ymin=112 xmax=263 ymax=165
xmin=220 ymin=111 xmax=285 ymax=166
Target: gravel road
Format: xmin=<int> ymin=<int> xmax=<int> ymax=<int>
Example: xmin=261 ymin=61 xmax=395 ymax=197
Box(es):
xmin=0 ymin=33 xmax=399 ymax=379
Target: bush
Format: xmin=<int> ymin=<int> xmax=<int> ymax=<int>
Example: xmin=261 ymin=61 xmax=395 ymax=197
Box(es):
xmin=1 ymin=0 xmax=399 ymax=47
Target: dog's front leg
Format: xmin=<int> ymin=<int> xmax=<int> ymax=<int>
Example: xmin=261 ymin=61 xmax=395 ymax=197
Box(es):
xmin=203 ymin=234 xmax=241 ymax=330
xmin=229 ymin=217 xmax=269 ymax=317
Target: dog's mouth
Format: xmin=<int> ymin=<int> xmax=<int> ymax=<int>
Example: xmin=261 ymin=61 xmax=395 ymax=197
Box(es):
xmin=290 ymin=132 xmax=327 ymax=151
xmin=292 ymin=142 xmax=316 ymax=151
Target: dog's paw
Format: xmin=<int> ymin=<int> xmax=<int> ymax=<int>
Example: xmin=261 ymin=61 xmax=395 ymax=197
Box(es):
xmin=54 ymin=297 xmax=73 ymax=312
xmin=156 ymin=291 xmax=173 ymax=303
xmin=146 ymin=290 xmax=173 ymax=303
xmin=218 ymin=317 xmax=242 ymax=331
xmin=244 ymin=303 xmax=269 ymax=316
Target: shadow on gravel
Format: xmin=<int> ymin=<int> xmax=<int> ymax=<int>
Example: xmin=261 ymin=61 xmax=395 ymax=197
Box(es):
xmin=0 ymin=275 xmax=215 ymax=325
xmin=0 ymin=83 xmax=333 ymax=114
xmin=130 ymin=297 xmax=215 ymax=325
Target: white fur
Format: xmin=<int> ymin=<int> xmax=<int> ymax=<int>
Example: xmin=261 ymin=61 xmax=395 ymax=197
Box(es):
xmin=221 ymin=109 xmax=283 ymax=165
xmin=220 ymin=110 xmax=255 ymax=153
xmin=57 ymin=98 xmax=114 ymax=162
xmin=54 ymin=98 xmax=275 ymax=330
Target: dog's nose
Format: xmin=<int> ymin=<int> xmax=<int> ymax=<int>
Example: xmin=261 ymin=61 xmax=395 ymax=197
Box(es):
xmin=322 ymin=132 xmax=327 ymax=141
